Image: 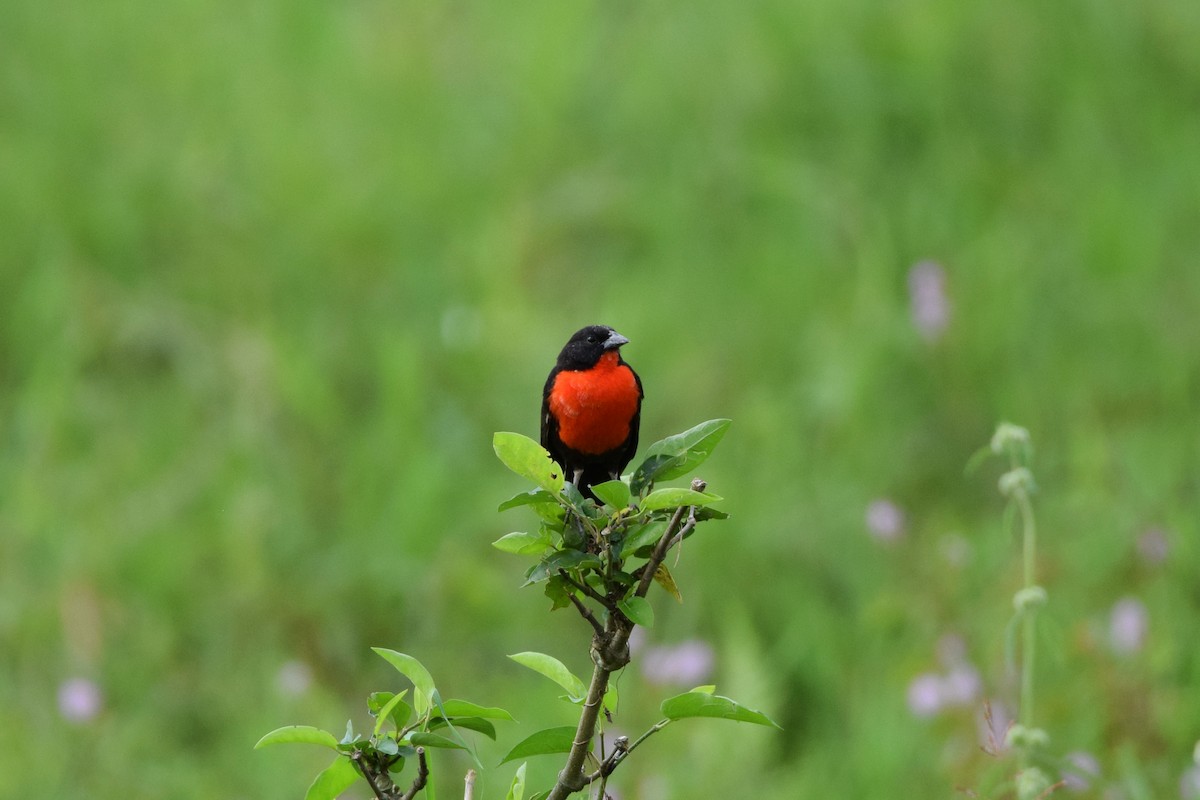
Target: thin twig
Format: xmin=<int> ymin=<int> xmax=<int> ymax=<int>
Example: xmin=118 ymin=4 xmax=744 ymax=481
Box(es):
xmin=666 ymin=507 xmax=698 ymax=551
xmin=622 ymin=719 xmax=670 ymax=759
xmin=463 ymin=769 xmax=477 ymax=800
xmin=583 ymin=719 xmax=670 ymax=786
xmin=547 ymin=481 xmax=709 ymax=800
xmin=352 ymin=752 xmax=390 ymax=800
xmin=566 ymin=589 xmax=604 ymax=635
xmin=1015 ymin=487 xmax=1037 ymax=733
xmin=558 ymin=569 xmax=616 ymax=612
xmin=631 ymin=506 xmax=699 ymax=592
xmin=546 ymin=622 xmax=633 ymax=800
xmin=592 ymin=733 xmax=609 ymax=800
xmin=634 ymin=498 xmax=701 ymax=599
xmin=399 ymin=747 xmax=429 ymax=800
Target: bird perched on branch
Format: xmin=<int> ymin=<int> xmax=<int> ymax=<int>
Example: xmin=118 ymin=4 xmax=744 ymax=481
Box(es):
xmin=542 ymin=325 xmax=643 ymax=500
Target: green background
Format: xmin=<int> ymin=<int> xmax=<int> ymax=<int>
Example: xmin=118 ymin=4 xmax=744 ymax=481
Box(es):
xmin=3 ymin=0 xmax=1198 ymax=797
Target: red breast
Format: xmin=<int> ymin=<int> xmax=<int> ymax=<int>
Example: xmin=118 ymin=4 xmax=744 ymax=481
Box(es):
xmin=548 ymin=351 xmax=640 ymax=454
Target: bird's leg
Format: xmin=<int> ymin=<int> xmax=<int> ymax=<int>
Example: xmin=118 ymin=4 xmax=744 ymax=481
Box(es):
xmin=559 ymin=468 xmax=590 ymax=551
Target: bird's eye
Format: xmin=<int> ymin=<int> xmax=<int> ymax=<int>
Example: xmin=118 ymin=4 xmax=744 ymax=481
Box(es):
xmin=586 ymin=334 xmax=598 ymax=343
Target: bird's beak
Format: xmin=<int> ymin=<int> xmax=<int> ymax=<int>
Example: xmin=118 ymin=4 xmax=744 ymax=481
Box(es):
xmin=603 ymin=331 xmax=630 ymax=350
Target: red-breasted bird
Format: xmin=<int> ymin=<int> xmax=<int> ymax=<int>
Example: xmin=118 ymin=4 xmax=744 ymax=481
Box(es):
xmin=541 ymin=325 xmax=643 ymax=499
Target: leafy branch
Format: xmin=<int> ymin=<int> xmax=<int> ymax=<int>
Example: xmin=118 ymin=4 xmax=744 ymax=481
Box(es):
xmin=494 ymin=419 xmax=779 ymax=798
xmin=257 ymin=418 xmax=780 ymax=799
xmin=255 ymin=650 xmax=514 ymax=800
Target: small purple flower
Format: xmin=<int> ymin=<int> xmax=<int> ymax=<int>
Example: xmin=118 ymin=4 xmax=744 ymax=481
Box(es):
xmin=1109 ymin=597 xmax=1148 ymax=655
xmin=941 ymin=664 xmax=982 ymax=706
xmin=907 ymin=673 xmax=943 ymax=718
xmin=58 ymin=677 xmax=103 ymax=724
xmin=627 ymin=626 xmax=647 ymax=655
xmin=909 ymin=635 xmax=982 ymax=719
xmin=909 ymin=670 xmax=981 ymax=718
xmin=908 ymin=260 xmax=951 ymax=342
xmin=865 ymin=499 xmax=905 ymax=543
xmin=276 ymin=660 xmax=314 ymax=697
xmin=1062 ymin=750 xmax=1101 ymax=792
xmin=640 ymin=640 xmax=714 ymax=686
xmin=1136 ymin=527 xmax=1170 ymax=566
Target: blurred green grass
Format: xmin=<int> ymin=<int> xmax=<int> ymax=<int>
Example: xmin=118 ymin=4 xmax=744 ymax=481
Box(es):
xmin=2 ymin=0 xmax=1199 ymax=797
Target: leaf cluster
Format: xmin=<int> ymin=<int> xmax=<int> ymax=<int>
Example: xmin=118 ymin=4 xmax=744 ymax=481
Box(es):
xmin=259 ymin=419 xmax=781 ymax=800
xmin=493 ymin=420 xmax=731 ymax=627
xmin=256 ymin=649 xmax=513 ymax=800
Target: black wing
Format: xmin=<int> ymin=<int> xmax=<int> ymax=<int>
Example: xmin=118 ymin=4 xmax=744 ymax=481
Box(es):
xmin=540 ymin=366 xmax=563 ymax=464
xmin=615 ymin=363 xmax=644 ymax=473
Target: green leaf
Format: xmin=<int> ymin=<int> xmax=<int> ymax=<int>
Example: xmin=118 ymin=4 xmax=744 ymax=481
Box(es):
xmin=255 ymin=725 xmax=340 ymax=751
xmin=372 ymin=649 xmax=436 ymax=716
xmin=499 ymin=726 xmax=578 ymax=764
xmin=430 ymin=692 xmax=488 ymax=773
xmin=589 ymin=480 xmax=631 ymax=510
xmin=506 ymin=762 xmax=527 ymax=800
xmin=544 ymin=575 xmax=571 ymax=610
xmin=533 ymin=504 xmax=568 ymax=528
xmin=304 ymin=756 xmax=360 ymax=800
xmin=408 ymin=731 xmax=467 ymax=750
xmin=660 ymin=691 xmax=781 ymax=728
xmin=494 ymin=432 xmax=564 ymax=494
xmin=523 ymin=549 xmax=602 ymax=586
xmin=493 ymin=530 xmax=552 ymax=555
xmin=560 ymin=481 xmax=591 ymax=512
xmin=429 ymin=715 xmax=497 ymax=740
xmin=370 ymin=691 xmax=413 ymax=737
xmin=639 ymin=488 xmax=723 ymax=511
xmin=603 ymin=683 xmax=618 ymax=713
xmin=369 ymin=690 xmax=406 ymax=715
xmin=618 ymin=520 xmax=667 ymax=559
xmin=618 ymin=595 xmax=654 ymax=627
xmin=629 ymin=454 xmax=683 ymax=495
xmin=508 ymin=652 xmax=587 ymax=699
xmin=560 ymin=516 xmax=586 ymax=550
xmin=437 ymin=699 xmax=515 ymax=721
xmin=631 ymin=419 xmax=731 ymax=493
xmin=653 ymin=563 xmax=682 ymax=603
xmin=498 ymin=488 xmax=558 ymax=512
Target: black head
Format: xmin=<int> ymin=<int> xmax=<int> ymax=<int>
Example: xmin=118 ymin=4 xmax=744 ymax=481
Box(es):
xmin=555 ymin=325 xmax=630 ymax=370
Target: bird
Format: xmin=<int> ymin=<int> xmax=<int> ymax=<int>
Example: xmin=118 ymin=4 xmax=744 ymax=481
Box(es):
xmin=541 ymin=325 xmax=643 ymax=500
